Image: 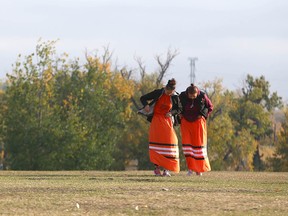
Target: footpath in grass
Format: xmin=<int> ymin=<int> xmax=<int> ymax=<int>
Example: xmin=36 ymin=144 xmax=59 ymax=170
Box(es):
xmin=0 ymin=171 xmax=287 ymax=216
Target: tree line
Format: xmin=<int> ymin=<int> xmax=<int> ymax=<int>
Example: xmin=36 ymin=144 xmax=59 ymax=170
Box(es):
xmin=0 ymin=40 xmax=287 ymax=171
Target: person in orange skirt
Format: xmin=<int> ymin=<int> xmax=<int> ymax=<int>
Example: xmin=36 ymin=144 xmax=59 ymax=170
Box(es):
xmin=179 ymin=84 xmax=213 ymax=176
xmin=140 ymin=79 xmax=182 ymax=176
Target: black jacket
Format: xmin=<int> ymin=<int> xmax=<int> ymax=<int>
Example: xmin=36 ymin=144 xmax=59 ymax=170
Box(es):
xmin=140 ymin=88 xmax=182 ymax=124
xmin=179 ymin=90 xmax=213 ymax=120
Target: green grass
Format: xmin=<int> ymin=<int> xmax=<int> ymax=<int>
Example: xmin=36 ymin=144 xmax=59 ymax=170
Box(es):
xmin=0 ymin=171 xmax=287 ymax=215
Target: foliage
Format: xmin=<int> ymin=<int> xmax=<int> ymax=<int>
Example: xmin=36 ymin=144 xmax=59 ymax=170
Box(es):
xmin=201 ymin=75 xmax=282 ymax=171
xmin=270 ymin=107 xmax=288 ymax=171
xmin=200 ymin=79 xmax=235 ymax=170
xmin=3 ymin=40 xmax=134 ymax=170
xmin=0 ymin=40 xmax=285 ymax=171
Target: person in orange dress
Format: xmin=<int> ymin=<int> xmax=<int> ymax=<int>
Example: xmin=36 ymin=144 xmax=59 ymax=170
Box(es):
xmin=140 ymin=79 xmax=182 ymax=176
xmin=179 ymin=84 xmax=213 ymax=176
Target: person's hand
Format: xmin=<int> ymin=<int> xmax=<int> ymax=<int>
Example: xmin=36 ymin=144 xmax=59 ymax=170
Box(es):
xmin=144 ymin=105 xmax=150 ymax=113
xmin=165 ymin=112 xmax=172 ymax=118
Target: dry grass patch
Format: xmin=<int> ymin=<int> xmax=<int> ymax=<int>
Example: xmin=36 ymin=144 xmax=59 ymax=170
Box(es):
xmin=0 ymin=171 xmax=287 ymax=215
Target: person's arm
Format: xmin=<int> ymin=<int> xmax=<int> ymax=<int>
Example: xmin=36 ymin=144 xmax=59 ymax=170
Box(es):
xmin=204 ymin=94 xmax=213 ymax=117
xmin=171 ymin=94 xmax=182 ymax=115
xmin=140 ymin=89 xmax=160 ymax=107
xmin=178 ymin=92 xmax=186 ymax=114
xmin=140 ymin=89 xmax=163 ymax=114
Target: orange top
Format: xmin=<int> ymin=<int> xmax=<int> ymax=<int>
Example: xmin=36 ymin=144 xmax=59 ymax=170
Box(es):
xmin=153 ymin=93 xmax=172 ymax=116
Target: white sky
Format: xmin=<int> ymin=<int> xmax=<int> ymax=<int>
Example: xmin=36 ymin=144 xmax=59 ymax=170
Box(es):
xmin=1 ymin=0 xmax=288 ymax=101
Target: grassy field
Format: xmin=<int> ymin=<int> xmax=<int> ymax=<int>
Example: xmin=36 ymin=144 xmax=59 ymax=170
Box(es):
xmin=0 ymin=171 xmax=287 ymax=216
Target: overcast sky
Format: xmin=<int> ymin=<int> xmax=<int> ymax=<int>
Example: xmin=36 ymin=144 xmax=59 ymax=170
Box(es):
xmin=1 ymin=0 xmax=287 ymax=101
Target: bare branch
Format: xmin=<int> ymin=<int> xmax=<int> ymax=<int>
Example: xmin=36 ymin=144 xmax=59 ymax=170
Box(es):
xmin=120 ymin=68 xmax=134 ymax=80
xmin=134 ymin=56 xmax=146 ymax=80
xmin=155 ymin=48 xmax=179 ymax=87
xmin=130 ymin=97 xmax=141 ymax=110
xmin=84 ymin=48 xmax=93 ymax=68
xmin=102 ymin=45 xmax=113 ymax=65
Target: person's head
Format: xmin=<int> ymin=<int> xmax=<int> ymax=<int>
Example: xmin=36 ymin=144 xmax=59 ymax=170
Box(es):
xmin=186 ymin=83 xmax=198 ymax=99
xmin=164 ymin=78 xmax=176 ymax=95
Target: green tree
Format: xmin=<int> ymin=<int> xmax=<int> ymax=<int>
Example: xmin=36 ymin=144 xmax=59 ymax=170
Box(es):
xmin=230 ymin=75 xmax=282 ymax=170
xmin=4 ymin=40 xmax=135 ymax=170
xmin=0 ymin=81 xmax=7 ymax=169
xmin=4 ymin=40 xmax=58 ymax=169
xmin=200 ymin=79 xmax=236 ymax=170
xmin=271 ymin=107 xmax=288 ymax=171
xmin=202 ymin=75 xmax=282 ymax=171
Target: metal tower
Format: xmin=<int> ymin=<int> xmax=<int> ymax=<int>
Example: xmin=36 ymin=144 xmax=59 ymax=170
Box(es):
xmin=188 ymin=57 xmax=198 ymax=84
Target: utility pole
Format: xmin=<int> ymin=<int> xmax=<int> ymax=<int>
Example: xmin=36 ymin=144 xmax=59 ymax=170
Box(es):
xmin=188 ymin=57 xmax=198 ymax=84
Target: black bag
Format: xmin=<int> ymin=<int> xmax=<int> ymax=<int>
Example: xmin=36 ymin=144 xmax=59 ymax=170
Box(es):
xmin=173 ymin=114 xmax=181 ymax=126
xmin=198 ymin=91 xmax=208 ymax=119
xmin=137 ymin=103 xmax=155 ymax=122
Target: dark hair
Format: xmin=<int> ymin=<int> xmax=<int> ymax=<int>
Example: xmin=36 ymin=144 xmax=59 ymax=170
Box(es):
xmin=165 ymin=78 xmax=176 ymax=90
xmin=187 ymin=83 xmax=198 ymax=94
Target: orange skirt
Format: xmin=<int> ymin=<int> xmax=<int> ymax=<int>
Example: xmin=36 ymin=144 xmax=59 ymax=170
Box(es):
xmin=180 ymin=117 xmax=211 ymax=172
xmin=149 ymin=114 xmax=180 ymax=173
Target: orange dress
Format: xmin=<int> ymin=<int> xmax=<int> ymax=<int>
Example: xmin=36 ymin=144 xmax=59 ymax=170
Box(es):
xmin=148 ymin=93 xmax=180 ymax=173
xmin=180 ymin=117 xmax=211 ymax=172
